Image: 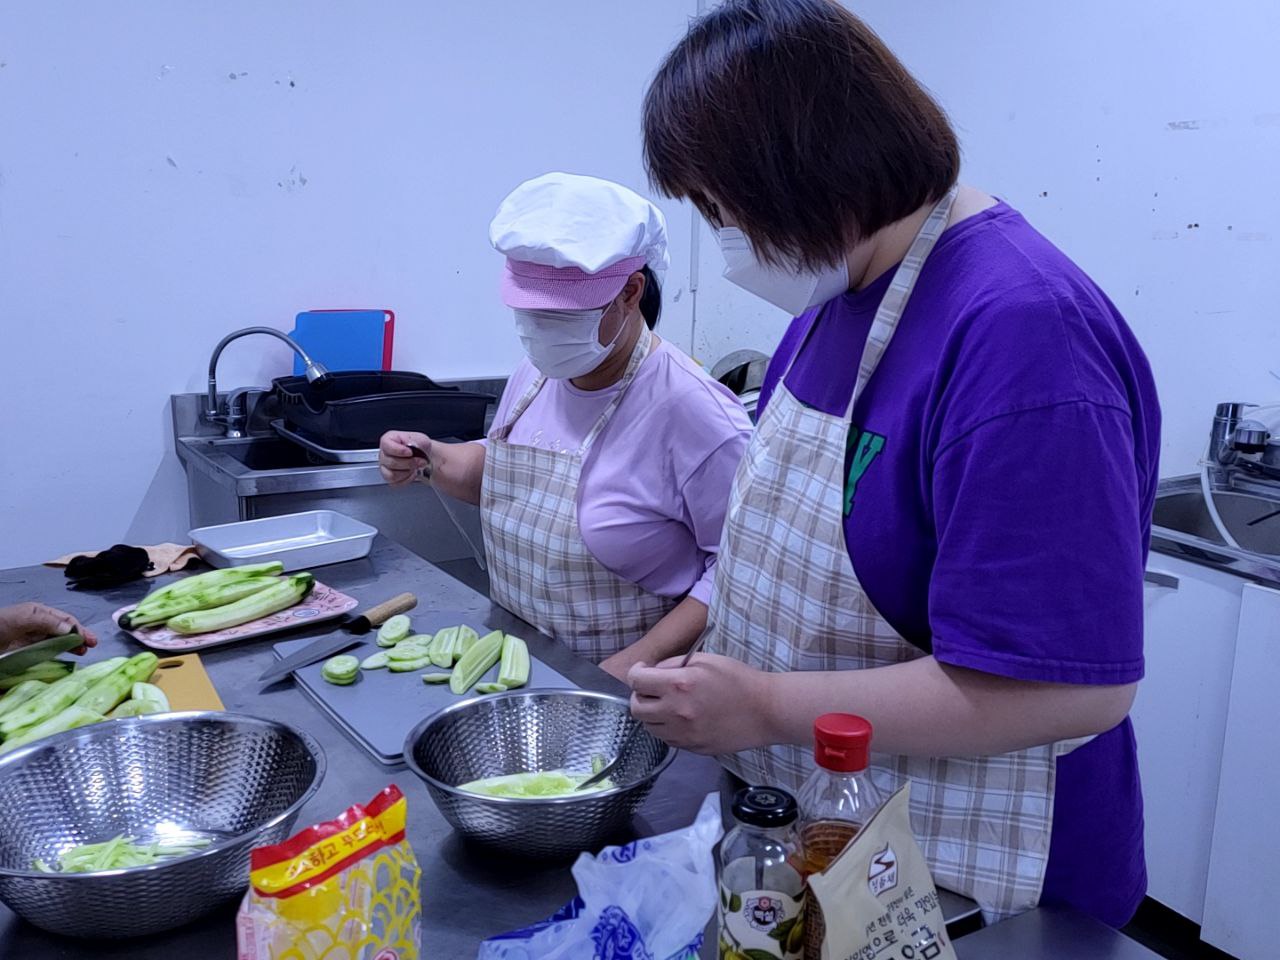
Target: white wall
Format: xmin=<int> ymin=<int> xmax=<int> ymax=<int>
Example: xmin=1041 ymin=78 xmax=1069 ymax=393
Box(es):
xmin=694 ymin=0 xmax=1280 ymax=477
xmin=5 ymin=1 xmax=1276 ymax=568
xmin=865 ymin=0 xmax=1280 ymax=476
xmin=0 ymin=1 xmax=697 ymax=568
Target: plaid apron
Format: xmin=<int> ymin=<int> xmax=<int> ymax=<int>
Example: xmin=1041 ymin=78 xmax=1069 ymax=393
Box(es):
xmin=705 ymin=188 xmax=1079 ymax=922
xmin=481 ymin=325 xmax=678 ymax=662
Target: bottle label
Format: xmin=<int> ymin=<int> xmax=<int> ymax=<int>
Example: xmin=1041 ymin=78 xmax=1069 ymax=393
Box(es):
xmin=717 ymin=882 xmax=803 ymax=960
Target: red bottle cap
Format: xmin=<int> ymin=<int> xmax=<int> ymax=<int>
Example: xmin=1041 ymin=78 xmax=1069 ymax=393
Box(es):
xmin=813 ymin=714 xmax=873 ymax=772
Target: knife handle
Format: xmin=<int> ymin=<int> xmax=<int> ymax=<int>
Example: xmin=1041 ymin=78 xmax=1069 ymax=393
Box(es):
xmin=361 ymin=593 xmax=418 ymax=627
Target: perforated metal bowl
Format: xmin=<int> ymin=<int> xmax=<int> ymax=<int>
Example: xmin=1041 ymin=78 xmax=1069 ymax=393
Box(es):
xmin=404 ymin=689 xmax=674 ymax=859
xmin=0 ymin=712 xmax=325 ymax=938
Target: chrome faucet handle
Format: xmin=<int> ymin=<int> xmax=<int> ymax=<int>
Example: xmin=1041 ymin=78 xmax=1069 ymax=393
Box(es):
xmin=1233 ymin=420 xmax=1271 ymax=454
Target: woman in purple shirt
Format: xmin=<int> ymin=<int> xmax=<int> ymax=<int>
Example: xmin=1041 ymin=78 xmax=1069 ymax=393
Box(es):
xmin=630 ymin=0 xmax=1159 ymax=929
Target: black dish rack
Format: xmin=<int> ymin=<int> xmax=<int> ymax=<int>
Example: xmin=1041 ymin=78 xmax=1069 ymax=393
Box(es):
xmin=272 ymin=371 xmax=495 ymax=448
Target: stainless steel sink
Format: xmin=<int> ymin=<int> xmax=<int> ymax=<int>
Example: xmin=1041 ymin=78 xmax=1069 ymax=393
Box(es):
xmin=209 ymin=438 xmax=319 ymax=471
xmin=175 ymin=435 xmax=383 ymax=498
xmin=1152 ymin=476 xmax=1280 ymax=587
xmin=1154 ymin=489 xmax=1280 ymax=556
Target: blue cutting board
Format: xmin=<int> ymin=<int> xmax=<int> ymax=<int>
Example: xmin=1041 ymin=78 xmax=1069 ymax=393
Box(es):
xmin=273 ymin=610 xmax=577 ymax=765
xmin=289 ymin=309 xmax=392 ymax=374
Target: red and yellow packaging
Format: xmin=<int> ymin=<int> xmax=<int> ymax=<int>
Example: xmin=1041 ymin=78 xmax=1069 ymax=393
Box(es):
xmin=236 ymin=785 xmax=421 ymax=960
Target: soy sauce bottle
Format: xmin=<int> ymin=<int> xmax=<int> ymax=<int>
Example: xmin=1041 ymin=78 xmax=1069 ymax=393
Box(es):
xmin=796 ymin=714 xmax=884 ymax=960
xmin=717 ymin=786 xmax=805 ymax=960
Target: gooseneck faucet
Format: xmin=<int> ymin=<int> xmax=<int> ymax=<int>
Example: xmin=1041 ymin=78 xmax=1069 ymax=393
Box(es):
xmin=205 ymin=326 xmax=331 ymax=437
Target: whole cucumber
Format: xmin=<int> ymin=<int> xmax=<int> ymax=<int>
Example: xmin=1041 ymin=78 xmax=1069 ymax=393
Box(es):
xmin=166 ymin=574 xmax=314 ymax=635
xmin=132 ymin=562 xmax=286 ymax=614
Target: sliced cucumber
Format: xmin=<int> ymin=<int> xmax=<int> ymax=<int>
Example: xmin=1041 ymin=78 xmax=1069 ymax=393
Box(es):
xmin=497 ymin=635 xmax=529 ymax=689
xmin=429 ymin=627 xmax=460 ymax=668
xmin=420 ymin=672 xmax=452 ymax=684
xmin=388 ymin=640 xmax=434 ymax=662
xmin=321 ymin=655 xmax=360 ymax=685
xmin=450 ymin=630 xmax=504 ymax=695
xmin=376 ymin=614 xmax=413 ymax=647
xmin=360 ymin=651 xmax=389 ymax=670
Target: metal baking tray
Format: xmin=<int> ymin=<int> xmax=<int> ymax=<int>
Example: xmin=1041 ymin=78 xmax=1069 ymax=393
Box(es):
xmin=189 ymin=510 xmax=377 ymax=572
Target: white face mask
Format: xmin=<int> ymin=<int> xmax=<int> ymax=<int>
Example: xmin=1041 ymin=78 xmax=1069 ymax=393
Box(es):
xmin=513 ymin=302 xmax=622 ymax=379
xmin=717 ymin=227 xmax=849 ymax=316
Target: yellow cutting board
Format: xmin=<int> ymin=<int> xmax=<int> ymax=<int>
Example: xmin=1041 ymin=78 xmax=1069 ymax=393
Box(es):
xmin=149 ymin=654 xmax=225 ymax=711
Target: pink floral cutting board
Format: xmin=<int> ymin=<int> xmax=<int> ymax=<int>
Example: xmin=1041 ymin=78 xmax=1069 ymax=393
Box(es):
xmin=113 ymin=581 xmax=359 ymax=652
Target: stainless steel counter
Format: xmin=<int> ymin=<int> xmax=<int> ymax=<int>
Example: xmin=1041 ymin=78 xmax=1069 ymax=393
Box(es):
xmin=0 ymin=540 xmax=1166 ymax=959
xmin=955 ymin=907 xmax=1162 ymax=958
xmin=0 ymin=538 xmax=726 ymax=956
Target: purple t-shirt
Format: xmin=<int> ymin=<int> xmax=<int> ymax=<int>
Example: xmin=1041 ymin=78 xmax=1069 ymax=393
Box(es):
xmin=757 ymin=202 xmax=1159 ymax=927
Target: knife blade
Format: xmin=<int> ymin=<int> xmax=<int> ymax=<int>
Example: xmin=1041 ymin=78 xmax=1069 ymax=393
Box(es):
xmin=0 ymin=632 xmax=83 ymax=679
xmin=257 ymin=633 xmax=362 ymax=685
xmin=256 ymin=592 xmax=419 ymax=685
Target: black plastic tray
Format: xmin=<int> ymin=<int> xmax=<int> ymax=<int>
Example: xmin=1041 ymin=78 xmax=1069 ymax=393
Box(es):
xmin=273 ymin=371 xmax=494 ymax=446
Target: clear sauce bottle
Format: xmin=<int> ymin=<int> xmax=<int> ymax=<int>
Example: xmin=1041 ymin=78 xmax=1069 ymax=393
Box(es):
xmin=796 ymin=714 xmax=883 ymax=960
xmin=717 ymin=786 xmax=805 ymax=960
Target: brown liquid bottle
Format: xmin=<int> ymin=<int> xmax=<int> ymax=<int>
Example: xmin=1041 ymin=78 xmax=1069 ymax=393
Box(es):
xmin=796 ymin=714 xmax=884 ymax=960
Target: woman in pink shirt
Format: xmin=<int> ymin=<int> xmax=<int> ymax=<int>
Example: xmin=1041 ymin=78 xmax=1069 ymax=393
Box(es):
xmin=379 ymin=173 xmax=751 ymax=681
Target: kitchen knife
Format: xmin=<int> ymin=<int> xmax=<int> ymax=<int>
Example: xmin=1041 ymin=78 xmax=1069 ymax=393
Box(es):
xmin=343 ymin=592 xmax=417 ymax=634
xmin=257 ymin=593 xmax=418 ymax=684
xmin=257 ymin=633 xmax=362 ymax=685
xmin=0 ymin=632 xmax=83 ymax=679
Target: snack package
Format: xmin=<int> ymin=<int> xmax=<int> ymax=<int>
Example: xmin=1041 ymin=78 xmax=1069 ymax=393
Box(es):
xmin=479 ymin=792 xmax=723 ymax=960
xmin=806 ymin=785 xmax=958 ymax=960
xmin=236 ymin=784 xmax=421 ymax=960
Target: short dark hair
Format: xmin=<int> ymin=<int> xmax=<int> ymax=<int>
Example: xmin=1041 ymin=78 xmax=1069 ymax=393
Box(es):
xmin=639 ymin=265 xmax=661 ymax=329
xmin=643 ymin=0 xmax=960 ymax=269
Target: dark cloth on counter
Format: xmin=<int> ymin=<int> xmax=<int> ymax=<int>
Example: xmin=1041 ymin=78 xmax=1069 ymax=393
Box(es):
xmin=62 ymin=544 xmax=153 ymax=589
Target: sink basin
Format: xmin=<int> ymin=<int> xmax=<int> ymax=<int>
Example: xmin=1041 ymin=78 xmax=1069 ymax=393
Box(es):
xmin=207 ymin=438 xmax=318 ymax=471
xmin=1154 ymin=489 xmax=1280 ymax=557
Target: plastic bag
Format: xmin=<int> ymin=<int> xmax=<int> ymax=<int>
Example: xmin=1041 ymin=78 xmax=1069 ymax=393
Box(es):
xmin=236 ymin=784 xmax=422 ymax=960
xmin=806 ymin=784 xmax=958 ymax=960
xmin=479 ymin=792 xmax=724 ymax=960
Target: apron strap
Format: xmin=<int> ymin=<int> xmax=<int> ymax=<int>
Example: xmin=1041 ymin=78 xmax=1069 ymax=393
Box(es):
xmin=775 ymin=186 xmax=960 ymax=414
xmin=579 ymin=323 xmax=653 ymax=455
xmin=488 ymin=371 xmax=547 ymax=442
xmin=844 ymin=186 xmax=957 ymax=419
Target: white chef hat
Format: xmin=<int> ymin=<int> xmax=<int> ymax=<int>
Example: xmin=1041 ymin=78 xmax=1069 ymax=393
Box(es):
xmin=490 ymin=172 xmax=669 ymax=310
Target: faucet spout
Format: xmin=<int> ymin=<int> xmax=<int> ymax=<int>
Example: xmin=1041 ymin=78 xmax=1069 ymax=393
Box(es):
xmin=205 ymin=326 xmax=330 ymax=433
xmin=1211 ymin=402 xmax=1250 ymax=466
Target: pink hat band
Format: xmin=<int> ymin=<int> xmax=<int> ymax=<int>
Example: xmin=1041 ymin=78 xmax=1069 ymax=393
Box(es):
xmin=500 ymin=255 xmax=647 ymax=311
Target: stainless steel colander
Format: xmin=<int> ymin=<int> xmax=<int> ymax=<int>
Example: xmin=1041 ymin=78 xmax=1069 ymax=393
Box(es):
xmin=0 ymin=711 xmax=325 ymax=938
xmin=404 ymin=689 xmax=674 ymax=859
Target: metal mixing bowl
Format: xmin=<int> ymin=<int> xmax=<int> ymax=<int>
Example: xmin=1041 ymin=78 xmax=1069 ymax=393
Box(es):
xmin=0 ymin=711 xmax=325 ymax=938
xmin=404 ymin=689 xmax=674 ymax=859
